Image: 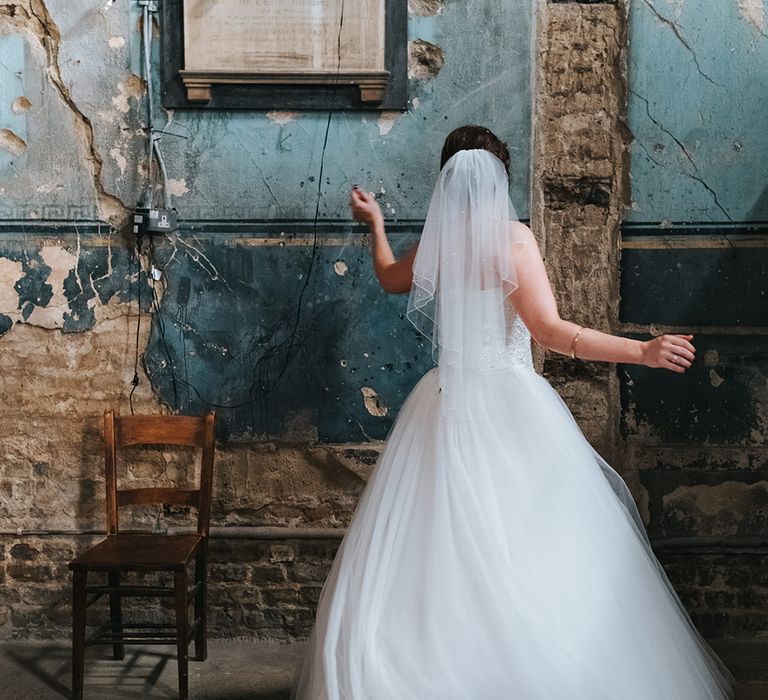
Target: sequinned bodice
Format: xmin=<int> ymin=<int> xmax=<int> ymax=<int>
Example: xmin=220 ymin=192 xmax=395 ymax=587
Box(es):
xmin=468 ymin=300 xmax=534 ymax=373
xmin=430 ymin=288 xmax=535 ymax=378
xmin=436 ymin=291 xmax=534 ymax=373
xmin=474 ymin=308 xmax=534 ymax=372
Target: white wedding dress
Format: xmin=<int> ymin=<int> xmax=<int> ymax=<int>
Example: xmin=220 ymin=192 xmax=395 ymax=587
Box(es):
xmin=292 ymin=150 xmax=735 ymax=699
xmin=291 ymin=302 xmax=734 ymax=700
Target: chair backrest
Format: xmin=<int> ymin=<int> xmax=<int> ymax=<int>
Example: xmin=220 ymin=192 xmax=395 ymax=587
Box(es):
xmin=103 ymin=410 xmax=216 ymax=537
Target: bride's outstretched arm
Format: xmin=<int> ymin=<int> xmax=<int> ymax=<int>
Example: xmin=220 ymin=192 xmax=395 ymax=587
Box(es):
xmin=509 ymin=223 xmax=696 ymax=373
xmin=349 ymin=186 xmax=417 ymax=294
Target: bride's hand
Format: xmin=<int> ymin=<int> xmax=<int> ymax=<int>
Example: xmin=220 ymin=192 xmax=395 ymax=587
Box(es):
xmin=349 ymin=186 xmax=383 ymax=226
xmin=641 ymin=334 xmax=696 ymax=373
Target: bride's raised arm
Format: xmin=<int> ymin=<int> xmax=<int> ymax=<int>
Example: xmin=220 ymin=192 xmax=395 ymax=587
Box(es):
xmin=509 ymin=222 xmax=696 ymax=374
xmin=349 ymin=186 xmax=417 ymax=294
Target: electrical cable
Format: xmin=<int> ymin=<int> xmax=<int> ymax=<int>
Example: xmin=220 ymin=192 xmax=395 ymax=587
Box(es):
xmin=147 ymin=233 xmax=179 ymax=407
xmin=130 ymin=1 xmax=174 ymax=415
xmin=139 ymin=3 xmax=349 ymax=428
xmin=270 ymin=0 xmax=346 ymax=391
xmin=129 ymin=233 xmax=143 ymax=415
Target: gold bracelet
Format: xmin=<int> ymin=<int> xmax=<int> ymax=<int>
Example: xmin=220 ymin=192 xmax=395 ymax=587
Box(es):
xmin=570 ymin=326 xmax=584 ymax=359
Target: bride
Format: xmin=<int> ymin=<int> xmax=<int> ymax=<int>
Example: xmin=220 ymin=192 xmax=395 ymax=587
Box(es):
xmin=291 ymin=126 xmax=735 ymax=699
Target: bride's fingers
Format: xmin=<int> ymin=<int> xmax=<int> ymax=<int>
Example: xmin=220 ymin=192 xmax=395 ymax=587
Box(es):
xmin=665 ymin=357 xmax=687 ymax=373
xmin=665 ymin=340 xmax=695 ymax=360
xmin=670 ymin=336 xmax=696 ymax=354
xmin=665 ymin=352 xmax=690 ymax=371
xmin=669 ymin=345 xmax=695 ymax=362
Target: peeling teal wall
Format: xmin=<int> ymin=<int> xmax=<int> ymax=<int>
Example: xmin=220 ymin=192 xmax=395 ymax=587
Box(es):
xmin=0 ymin=0 xmax=534 ymax=441
xmin=621 ymin=2 xmax=768 ymax=630
xmin=157 ymin=0 xmax=532 ymax=221
xmin=627 ymin=0 xmax=768 ymax=222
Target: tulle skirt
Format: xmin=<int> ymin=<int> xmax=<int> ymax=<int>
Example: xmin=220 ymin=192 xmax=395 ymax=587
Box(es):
xmin=292 ymin=366 xmax=735 ymax=699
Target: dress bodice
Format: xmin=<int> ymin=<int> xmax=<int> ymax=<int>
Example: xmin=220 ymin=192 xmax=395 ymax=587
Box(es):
xmin=472 ymin=301 xmax=534 ymax=373
xmin=475 ymin=308 xmax=534 ymax=372
xmin=439 ymin=290 xmax=534 ymax=373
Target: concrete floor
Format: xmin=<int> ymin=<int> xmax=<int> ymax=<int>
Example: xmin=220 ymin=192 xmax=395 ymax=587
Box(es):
xmin=0 ymin=638 xmax=766 ymax=699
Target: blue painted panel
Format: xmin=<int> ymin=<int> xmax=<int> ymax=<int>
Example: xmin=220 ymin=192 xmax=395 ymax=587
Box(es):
xmin=619 ymin=334 xmax=768 ymax=446
xmin=619 ymin=239 xmax=768 ymax=326
xmin=144 ymin=224 xmax=433 ymax=441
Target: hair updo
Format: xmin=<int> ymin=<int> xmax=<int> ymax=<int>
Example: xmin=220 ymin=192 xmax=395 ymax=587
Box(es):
xmin=440 ymin=125 xmax=510 ymax=174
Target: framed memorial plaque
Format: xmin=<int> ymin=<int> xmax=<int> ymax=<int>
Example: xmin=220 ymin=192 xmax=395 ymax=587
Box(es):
xmin=161 ymin=0 xmax=407 ymax=110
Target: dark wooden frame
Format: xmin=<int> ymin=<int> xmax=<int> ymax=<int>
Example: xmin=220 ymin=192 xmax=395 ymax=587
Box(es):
xmin=160 ymin=0 xmax=408 ymax=111
xmin=69 ymin=410 xmax=216 ymax=700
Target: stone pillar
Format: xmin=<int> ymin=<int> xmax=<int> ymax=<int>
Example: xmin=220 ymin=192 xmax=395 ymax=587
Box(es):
xmin=531 ymin=0 xmax=630 ymax=470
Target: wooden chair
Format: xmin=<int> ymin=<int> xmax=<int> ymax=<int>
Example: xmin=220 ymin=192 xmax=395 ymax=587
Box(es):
xmin=69 ymin=410 xmax=216 ymax=700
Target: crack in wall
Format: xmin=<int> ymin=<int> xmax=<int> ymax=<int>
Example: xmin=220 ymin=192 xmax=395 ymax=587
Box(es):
xmin=166 ymin=233 xmax=235 ymax=293
xmin=639 ymin=0 xmax=726 ymax=88
xmin=0 ymin=1 xmax=131 ymax=226
xmin=630 ymin=88 xmax=733 ymax=222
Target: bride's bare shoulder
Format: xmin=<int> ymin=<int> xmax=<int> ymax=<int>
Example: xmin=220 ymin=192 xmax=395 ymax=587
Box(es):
xmin=509 ymin=221 xmax=538 ymax=248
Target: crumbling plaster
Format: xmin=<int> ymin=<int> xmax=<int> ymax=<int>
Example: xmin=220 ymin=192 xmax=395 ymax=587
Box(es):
xmin=0 ymin=1 xmax=141 ymax=224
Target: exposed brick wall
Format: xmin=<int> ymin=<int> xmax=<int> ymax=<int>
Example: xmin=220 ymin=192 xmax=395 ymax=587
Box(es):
xmin=0 ymin=535 xmax=340 ymax=640
xmin=532 ymin=0 xmax=629 ymax=467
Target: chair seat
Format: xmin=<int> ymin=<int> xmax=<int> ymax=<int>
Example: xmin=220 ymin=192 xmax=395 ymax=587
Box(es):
xmin=69 ymin=533 xmax=204 ymax=572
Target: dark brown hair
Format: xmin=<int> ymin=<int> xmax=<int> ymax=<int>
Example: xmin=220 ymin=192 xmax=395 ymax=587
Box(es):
xmin=440 ymin=125 xmax=510 ymax=173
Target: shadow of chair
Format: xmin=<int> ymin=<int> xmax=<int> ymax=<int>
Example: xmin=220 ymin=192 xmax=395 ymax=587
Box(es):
xmin=69 ymin=410 xmax=216 ymax=700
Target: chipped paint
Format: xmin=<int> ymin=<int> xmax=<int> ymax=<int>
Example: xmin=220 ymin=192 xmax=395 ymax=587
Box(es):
xmin=0 ymin=1 xmax=131 ymax=224
xmin=361 ymin=387 xmax=389 ymax=417
xmin=0 ymin=128 xmax=27 ymax=156
xmin=266 ymin=110 xmax=299 ymax=126
xmin=704 ymin=349 xmax=719 ymax=367
xmin=11 ymin=96 xmax=32 ymax=114
xmin=109 ymin=147 xmax=127 ymax=175
xmin=0 ymin=258 xmax=23 ymax=313
xmin=0 ymin=0 xmax=532 ymax=444
xmin=408 ymin=0 xmax=445 ymax=16
xmin=376 ymin=112 xmax=399 ymax=136
xmin=664 ymin=480 xmax=768 ymax=520
xmin=709 ymin=369 xmax=725 ymax=387
xmin=112 ymin=74 xmax=145 ymax=114
xmin=24 ymin=246 xmax=79 ymax=329
xmin=408 ymin=39 xmax=445 ymax=80
xmin=167 ymin=178 xmax=190 ymax=197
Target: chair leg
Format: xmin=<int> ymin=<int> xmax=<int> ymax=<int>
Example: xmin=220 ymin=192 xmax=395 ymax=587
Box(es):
xmin=108 ymin=571 xmax=125 ymax=660
xmin=174 ymin=570 xmax=189 ymax=700
xmin=72 ymin=570 xmax=87 ymax=700
xmin=193 ymin=547 xmax=208 ymax=662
